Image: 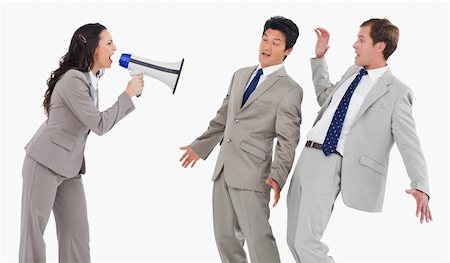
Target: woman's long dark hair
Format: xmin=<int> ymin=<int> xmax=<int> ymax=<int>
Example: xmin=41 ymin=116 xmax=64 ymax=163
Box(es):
xmin=43 ymin=23 xmax=106 ymax=115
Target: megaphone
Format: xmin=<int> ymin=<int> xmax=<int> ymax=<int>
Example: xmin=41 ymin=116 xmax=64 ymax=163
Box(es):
xmin=119 ymin=53 xmax=184 ymax=96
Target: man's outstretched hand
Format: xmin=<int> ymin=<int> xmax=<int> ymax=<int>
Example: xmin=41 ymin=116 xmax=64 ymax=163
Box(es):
xmin=406 ymin=189 xmax=432 ymax=224
xmin=179 ymin=145 xmax=200 ymax=168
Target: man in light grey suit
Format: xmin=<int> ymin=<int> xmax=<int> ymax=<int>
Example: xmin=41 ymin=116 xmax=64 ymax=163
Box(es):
xmin=180 ymin=16 xmax=302 ymax=262
xmin=286 ymin=18 xmax=432 ymax=263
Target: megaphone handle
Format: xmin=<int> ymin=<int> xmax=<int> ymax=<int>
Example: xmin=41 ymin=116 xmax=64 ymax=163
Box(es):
xmin=130 ymin=69 xmax=143 ymax=97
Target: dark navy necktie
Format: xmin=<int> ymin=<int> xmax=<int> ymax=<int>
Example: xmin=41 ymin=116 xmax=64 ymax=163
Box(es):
xmin=241 ymin=68 xmax=264 ymax=107
xmin=322 ymin=68 xmax=368 ymax=156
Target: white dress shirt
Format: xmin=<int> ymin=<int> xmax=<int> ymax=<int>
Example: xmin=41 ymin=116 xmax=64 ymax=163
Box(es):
xmin=88 ymin=71 xmax=99 ymax=108
xmin=307 ymin=65 xmax=389 ymax=154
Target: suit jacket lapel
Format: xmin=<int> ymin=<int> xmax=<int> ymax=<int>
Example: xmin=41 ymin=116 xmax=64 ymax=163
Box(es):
xmin=239 ymin=66 xmax=285 ymax=112
xmin=95 ymin=88 xmax=99 ymax=109
xmin=351 ymin=69 xmax=392 ymax=127
xmin=82 ymin=72 xmax=95 ymax=98
xmin=235 ymin=66 xmax=257 ymax=113
xmin=82 ymin=71 xmax=100 ymax=109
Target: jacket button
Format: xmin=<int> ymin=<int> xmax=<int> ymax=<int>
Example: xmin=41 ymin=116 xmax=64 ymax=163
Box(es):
xmin=234 ymin=119 xmax=239 ymax=123
xmin=227 ymin=139 xmax=232 ymax=143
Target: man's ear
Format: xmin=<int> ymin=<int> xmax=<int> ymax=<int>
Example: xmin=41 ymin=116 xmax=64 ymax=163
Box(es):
xmin=284 ymin=47 xmax=293 ymax=57
xmin=377 ymin=42 xmax=386 ymax=54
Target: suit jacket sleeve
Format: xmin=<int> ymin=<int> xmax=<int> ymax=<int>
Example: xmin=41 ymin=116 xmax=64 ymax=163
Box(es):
xmin=58 ymin=71 xmax=135 ymax=136
xmin=190 ymin=72 xmax=235 ymax=159
xmin=392 ymin=90 xmax=430 ymax=196
xmin=311 ymin=57 xmax=355 ymax=106
xmin=270 ymin=86 xmax=303 ymax=189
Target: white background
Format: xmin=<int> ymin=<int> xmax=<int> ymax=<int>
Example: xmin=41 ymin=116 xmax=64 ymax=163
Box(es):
xmin=1 ymin=1 xmax=448 ymax=262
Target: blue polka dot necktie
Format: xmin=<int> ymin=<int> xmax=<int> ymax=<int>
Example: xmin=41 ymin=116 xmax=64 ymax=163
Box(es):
xmin=322 ymin=68 xmax=368 ymax=156
xmin=242 ymin=68 xmax=264 ymax=108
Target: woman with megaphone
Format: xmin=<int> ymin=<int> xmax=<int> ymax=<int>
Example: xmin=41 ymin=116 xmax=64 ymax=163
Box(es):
xmin=19 ymin=23 xmax=143 ymax=262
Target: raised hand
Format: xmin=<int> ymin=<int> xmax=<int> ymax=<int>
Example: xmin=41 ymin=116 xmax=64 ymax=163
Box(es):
xmin=314 ymin=27 xmax=330 ymax=58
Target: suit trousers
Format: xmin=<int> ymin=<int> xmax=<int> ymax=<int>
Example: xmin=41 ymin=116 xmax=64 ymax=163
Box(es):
xmin=19 ymin=155 xmax=90 ymax=263
xmin=213 ymin=169 xmax=280 ymax=263
xmin=286 ymin=147 xmax=341 ymax=263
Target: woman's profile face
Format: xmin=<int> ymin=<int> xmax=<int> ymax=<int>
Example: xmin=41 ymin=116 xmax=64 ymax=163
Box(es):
xmin=92 ymin=29 xmax=117 ymax=73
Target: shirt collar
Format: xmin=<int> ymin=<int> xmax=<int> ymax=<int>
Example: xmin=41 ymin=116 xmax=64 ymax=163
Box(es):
xmin=257 ymin=63 xmax=283 ymax=76
xmin=365 ymin=65 xmax=389 ymax=82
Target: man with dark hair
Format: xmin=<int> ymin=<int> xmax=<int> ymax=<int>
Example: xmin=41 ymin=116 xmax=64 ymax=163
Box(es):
xmin=286 ymin=18 xmax=432 ymax=262
xmin=180 ymin=16 xmax=302 ymax=262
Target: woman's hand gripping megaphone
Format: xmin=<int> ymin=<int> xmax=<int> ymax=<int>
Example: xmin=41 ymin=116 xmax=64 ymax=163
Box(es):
xmin=125 ymin=73 xmax=144 ymax=97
